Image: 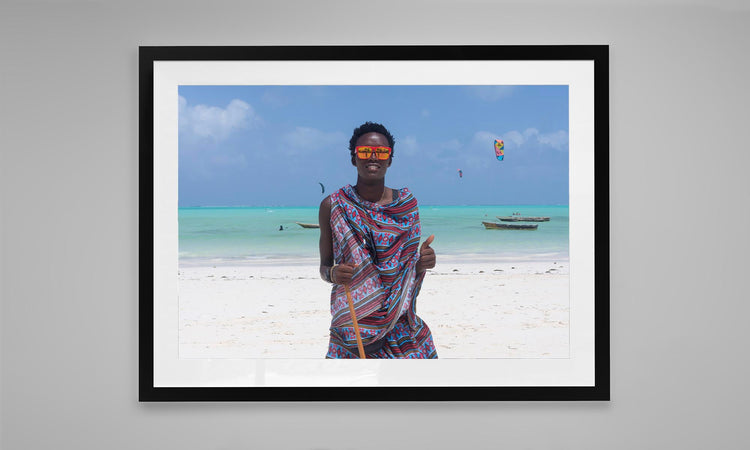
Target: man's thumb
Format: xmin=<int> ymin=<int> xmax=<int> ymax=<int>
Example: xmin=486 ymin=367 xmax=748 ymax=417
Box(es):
xmin=421 ymin=234 xmax=435 ymax=249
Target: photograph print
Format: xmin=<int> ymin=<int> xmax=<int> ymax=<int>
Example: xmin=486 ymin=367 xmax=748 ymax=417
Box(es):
xmin=177 ymin=84 xmax=571 ymax=361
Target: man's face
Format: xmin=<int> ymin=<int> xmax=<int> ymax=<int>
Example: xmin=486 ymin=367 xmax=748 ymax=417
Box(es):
xmin=353 ymin=132 xmax=391 ymax=181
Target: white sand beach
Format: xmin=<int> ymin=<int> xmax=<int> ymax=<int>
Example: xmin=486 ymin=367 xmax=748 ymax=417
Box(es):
xmin=178 ymin=256 xmax=569 ymax=359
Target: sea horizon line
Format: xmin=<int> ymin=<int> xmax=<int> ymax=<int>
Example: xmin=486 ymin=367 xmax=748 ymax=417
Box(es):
xmin=178 ymin=203 xmax=570 ymax=209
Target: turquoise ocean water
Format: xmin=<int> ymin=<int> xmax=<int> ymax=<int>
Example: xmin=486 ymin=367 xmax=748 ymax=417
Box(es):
xmin=179 ymin=205 xmax=568 ymax=263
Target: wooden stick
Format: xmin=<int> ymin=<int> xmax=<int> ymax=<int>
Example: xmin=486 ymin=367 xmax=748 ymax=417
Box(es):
xmin=344 ymin=284 xmax=366 ymax=359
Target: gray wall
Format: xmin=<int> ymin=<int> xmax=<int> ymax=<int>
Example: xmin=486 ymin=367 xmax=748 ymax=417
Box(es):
xmin=2 ymin=0 xmax=748 ymax=448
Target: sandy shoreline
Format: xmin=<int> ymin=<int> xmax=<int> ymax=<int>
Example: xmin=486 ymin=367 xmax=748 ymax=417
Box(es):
xmin=178 ymin=256 xmax=569 ymax=359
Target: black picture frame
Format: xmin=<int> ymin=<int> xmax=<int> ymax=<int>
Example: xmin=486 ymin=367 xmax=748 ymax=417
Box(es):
xmin=139 ymin=45 xmax=609 ymax=401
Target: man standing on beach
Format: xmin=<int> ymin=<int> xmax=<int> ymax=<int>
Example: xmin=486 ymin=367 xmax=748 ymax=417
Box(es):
xmin=318 ymin=121 xmax=437 ymax=358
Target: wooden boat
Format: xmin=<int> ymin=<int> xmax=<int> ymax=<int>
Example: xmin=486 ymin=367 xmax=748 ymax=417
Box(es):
xmin=482 ymin=221 xmax=538 ymax=230
xmin=497 ymin=216 xmax=550 ymax=222
xmin=295 ymin=222 xmax=320 ymax=229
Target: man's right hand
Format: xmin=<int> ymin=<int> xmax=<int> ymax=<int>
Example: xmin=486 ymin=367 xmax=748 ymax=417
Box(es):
xmin=332 ymin=262 xmax=355 ymax=285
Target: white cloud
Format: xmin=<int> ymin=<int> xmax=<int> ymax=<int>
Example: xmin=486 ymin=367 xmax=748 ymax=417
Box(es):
xmin=179 ymin=96 xmax=260 ymax=141
xmin=502 ymin=130 xmax=526 ymax=147
xmin=465 ymin=86 xmax=516 ymax=101
xmin=399 ymin=136 xmax=419 ymax=156
xmin=536 ymin=130 xmax=568 ymax=150
xmin=473 ymin=128 xmax=568 ymax=151
xmin=439 ymin=139 xmax=463 ymax=152
xmin=261 ymin=90 xmax=290 ymax=108
xmin=282 ymin=127 xmax=347 ymax=156
xmin=210 ymin=153 xmax=248 ymax=168
xmin=472 ymin=130 xmax=502 ymax=146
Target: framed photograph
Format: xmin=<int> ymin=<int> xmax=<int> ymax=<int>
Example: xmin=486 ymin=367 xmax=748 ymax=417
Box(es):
xmin=139 ymin=45 xmax=609 ymax=401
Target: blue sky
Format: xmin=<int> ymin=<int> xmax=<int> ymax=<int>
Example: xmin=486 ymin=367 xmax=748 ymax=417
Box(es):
xmin=178 ymin=85 xmax=569 ymax=207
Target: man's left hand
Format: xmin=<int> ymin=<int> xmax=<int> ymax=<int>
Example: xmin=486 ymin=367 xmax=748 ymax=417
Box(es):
xmin=416 ymin=234 xmax=436 ymax=274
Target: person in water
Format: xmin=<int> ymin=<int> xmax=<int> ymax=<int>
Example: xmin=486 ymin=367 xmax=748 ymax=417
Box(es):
xmin=318 ymin=121 xmax=437 ymax=358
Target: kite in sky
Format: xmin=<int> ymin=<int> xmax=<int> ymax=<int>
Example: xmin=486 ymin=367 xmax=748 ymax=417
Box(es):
xmin=457 ymin=169 xmax=463 ymax=178
xmin=318 ymin=182 xmax=325 ymax=194
xmin=494 ymin=139 xmax=504 ymax=161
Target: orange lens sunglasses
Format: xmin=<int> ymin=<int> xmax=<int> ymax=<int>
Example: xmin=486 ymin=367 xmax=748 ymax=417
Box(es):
xmin=355 ymin=146 xmax=392 ymax=160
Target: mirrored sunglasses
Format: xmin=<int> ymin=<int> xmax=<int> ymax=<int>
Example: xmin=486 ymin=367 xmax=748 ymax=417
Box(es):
xmin=355 ymin=146 xmax=392 ymax=160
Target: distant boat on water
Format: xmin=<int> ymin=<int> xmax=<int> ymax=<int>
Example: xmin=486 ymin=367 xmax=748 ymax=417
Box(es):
xmin=496 ymin=216 xmax=550 ymax=222
xmin=295 ymin=222 xmax=320 ymax=229
xmin=482 ymin=221 xmax=538 ymax=230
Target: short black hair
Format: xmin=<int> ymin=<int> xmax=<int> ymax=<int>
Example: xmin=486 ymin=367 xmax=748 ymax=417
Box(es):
xmin=348 ymin=121 xmax=395 ymax=164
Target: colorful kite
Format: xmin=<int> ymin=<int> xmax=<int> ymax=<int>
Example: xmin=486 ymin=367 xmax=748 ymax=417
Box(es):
xmin=494 ymin=139 xmax=505 ymax=161
xmin=458 ymin=169 xmax=463 ymax=178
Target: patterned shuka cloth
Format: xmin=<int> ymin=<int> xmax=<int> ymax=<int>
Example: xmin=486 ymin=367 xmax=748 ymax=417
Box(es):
xmin=326 ymin=185 xmax=438 ymax=359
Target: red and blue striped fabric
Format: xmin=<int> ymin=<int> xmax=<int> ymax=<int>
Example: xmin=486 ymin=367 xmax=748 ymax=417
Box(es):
xmin=326 ymin=185 xmax=437 ymax=359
